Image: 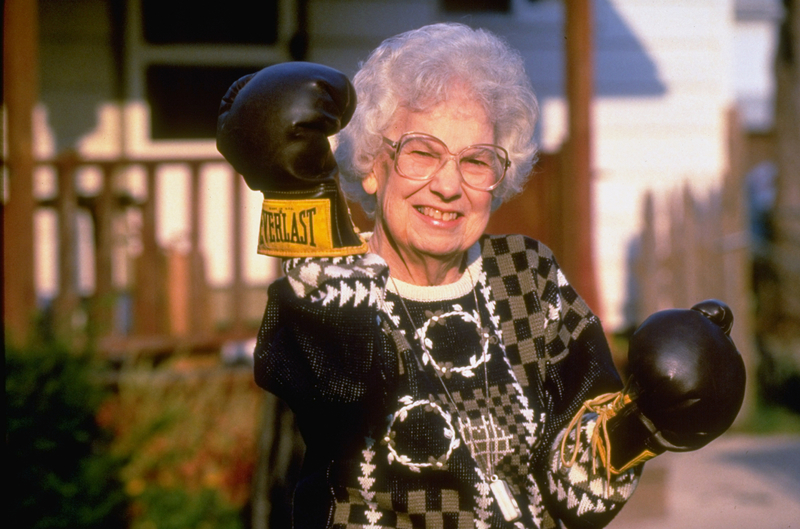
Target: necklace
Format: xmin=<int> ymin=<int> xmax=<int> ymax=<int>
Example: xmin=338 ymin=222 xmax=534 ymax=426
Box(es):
xmin=389 ymin=269 xmax=523 ymax=523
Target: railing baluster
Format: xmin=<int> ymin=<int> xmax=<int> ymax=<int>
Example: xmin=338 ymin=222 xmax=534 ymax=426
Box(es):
xmin=93 ymin=162 xmax=116 ymax=336
xmin=188 ymin=161 xmax=208 ymax=336
xmin=231 ymin=171 xmax=245 ymax=335
xmin=135 ymin=162 xmax=161 ymax=335
xmin=55 ymin=152 xmax=80 ymax=339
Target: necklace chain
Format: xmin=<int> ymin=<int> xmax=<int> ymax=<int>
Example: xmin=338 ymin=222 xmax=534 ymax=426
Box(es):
xmin=386 ymin=268 xmax=524 ymax=522
xmin=389 ymin=268 xmax=500 ymax=478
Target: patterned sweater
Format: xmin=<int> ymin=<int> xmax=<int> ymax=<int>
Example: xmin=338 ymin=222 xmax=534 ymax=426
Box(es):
xmin=255 ymin=235 xmax=642 ymax=528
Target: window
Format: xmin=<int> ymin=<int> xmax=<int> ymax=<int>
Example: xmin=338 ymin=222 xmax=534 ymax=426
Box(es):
xmin=127 ymin=0 xmax=292 ymax=146
xmin=146 ymin=65 xmax=262 ymax=139
xmin=141 ymin=0 xmax=279 ymax=45
xmin=441 ymin=0 xmax=511 ymax=12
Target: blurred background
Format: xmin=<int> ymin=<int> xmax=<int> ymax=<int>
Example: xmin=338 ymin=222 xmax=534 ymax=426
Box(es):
xmin=4 ymin=0 xmax=799 ymax=528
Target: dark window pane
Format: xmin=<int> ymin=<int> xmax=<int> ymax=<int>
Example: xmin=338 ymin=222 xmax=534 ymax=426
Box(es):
xmin=146 ymin=65 xmax=264 ymax=139
xmin=441 ymin=0 xmax=511 ymax=12
xmin=142 ymin=0 xmax=279 ymax=45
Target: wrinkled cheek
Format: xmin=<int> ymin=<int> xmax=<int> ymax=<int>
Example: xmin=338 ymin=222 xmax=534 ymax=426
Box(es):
xmin=378 ymin=204 xmax=409 ymax=246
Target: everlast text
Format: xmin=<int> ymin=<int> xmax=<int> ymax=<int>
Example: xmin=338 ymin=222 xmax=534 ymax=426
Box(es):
xmin=260 ymin=207 xmax=317 ymax=247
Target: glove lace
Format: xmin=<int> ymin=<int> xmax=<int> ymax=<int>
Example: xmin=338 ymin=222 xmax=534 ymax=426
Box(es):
xmin=560 ymin=391 xmax=629 ymax=498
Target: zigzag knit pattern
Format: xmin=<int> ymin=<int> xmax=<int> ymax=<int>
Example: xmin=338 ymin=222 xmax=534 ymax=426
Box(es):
xmin=255 ymin=235 xmax=642 ymax=528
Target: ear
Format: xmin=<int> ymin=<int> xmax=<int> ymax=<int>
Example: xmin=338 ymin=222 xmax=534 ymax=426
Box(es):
xmin=362 ymin=172 xmax=378 ymax=195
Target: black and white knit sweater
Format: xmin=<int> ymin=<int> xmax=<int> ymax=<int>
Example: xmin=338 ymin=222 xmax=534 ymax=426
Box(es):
xmin=255 ymin=234 xmax=642 ymax=528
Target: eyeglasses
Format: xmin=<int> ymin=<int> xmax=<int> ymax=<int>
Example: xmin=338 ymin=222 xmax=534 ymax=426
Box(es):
xmin=382 ymin=132 xmax=510 ymax=192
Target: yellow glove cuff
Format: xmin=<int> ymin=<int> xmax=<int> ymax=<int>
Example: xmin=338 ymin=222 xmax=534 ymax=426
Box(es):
xmin=258 ymin=198 xmax=368 ymax=257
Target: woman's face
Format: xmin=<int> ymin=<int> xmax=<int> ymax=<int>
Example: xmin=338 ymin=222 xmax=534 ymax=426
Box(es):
xmin=363 ymin=95 xmax=495 ymax=267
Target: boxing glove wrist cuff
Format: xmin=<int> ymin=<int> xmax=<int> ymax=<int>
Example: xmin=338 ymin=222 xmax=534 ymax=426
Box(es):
xmin=604 ymin=400 xmax=666 ymax=472
xmin=257 ymin=183 xmax=368 ymax=257
xmin=561 ymin=391 xmax=661 ymax=497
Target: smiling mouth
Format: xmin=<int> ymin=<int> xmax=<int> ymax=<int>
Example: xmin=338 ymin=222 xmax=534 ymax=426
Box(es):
xmin=416 ymin=206 xmax=460 ymax=221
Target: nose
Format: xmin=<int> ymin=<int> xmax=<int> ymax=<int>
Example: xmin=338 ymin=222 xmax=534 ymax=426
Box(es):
xmin=428 ymin=157 xmax=463 ymax=200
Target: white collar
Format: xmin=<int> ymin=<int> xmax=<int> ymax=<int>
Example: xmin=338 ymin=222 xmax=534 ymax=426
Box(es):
xmin=383 ymin=242 xmax=482 ymax=302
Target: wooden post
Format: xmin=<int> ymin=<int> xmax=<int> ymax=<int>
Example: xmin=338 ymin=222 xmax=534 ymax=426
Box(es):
xmin=635 ymin=192 xmax=660 ymax=322
xmin=135 ymin=163 xmax=161 ymax=335
xmin=54 ymin=153 xmax=80 ymax=339
xmin=682 ymin=185 xmax=700 ymax=306
xmin=564 ymin=0 xmax=601 ymax=316
xmin=773 ymin=0 xmax=800 ymax=321
xmin=667 ymin=190 xmax=689 ymax=309
xmin=92 ymin=163 xmax=117 ymax=336
xmin=3 ymin=0 xmax=39 ymax=345
xmin=188 ymin=162 xmax=208 ymax=336
xmin=231 ymin=172 xmax=245 ymax=335
xmin=166 ymin=245 xmax=190 ymax=336
xmin=723 ymin=108 xmax=756 ymax=425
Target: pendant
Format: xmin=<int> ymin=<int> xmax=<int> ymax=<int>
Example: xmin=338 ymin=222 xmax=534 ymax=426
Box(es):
xmin=490 ymin=476 xmax=522 ymax=522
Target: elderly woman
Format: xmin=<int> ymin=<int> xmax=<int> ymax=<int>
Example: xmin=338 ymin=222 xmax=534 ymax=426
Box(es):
xmin=218 ymin=23 xmax=744 ymax=529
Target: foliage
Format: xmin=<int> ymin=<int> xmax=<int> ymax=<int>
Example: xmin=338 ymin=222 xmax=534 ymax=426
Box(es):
xmin=100 ymin=358 xmax=262 ymax=529
xmin=6 ymin=340 xmax=128 ymax=529
xmin=127 ymin=486 xmax=243 ymax=529
xmin=756 ymin=336 xmax=800 ymax=414
xmin=733 ymin=394 xmax=800 ymax=435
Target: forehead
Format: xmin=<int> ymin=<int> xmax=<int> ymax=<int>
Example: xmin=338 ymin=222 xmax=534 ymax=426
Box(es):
xmin=389 ymin=97 xmax=494 ymax=148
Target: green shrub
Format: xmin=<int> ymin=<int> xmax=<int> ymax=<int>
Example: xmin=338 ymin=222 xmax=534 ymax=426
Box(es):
xmin=105 ymin=359 xmax=260 ymax=529
xmin=6 ymin=341 xmax=128 ymax=529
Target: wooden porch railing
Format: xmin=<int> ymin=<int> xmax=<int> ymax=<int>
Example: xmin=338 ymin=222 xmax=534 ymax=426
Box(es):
xmin=8 ymin=151 xmax=269 ymax=357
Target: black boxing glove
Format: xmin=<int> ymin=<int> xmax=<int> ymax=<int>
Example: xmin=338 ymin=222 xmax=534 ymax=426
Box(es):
xmin=562 ymin=300 xmax=746 ymax=479
xmin=609 ymin=300 xmax=746 ymax=473
xmin=217 ymin=62 xmax=368 ymax=257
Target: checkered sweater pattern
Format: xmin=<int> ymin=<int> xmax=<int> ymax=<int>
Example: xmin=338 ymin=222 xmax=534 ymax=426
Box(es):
xmin=255 ymin=235 xmax=641 ymax=528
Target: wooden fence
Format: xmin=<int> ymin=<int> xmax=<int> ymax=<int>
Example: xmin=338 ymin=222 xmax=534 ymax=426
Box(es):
xmin=630 ymin=109 xmax=767 ymax=421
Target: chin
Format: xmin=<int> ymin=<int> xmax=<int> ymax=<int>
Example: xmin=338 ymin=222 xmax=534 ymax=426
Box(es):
xmin=413 ymin=241 xmax=468 ymax=259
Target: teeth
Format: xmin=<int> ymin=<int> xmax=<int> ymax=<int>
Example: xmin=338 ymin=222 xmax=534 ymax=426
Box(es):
xmin=417 ymin=206 xmax=458 ymax=221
